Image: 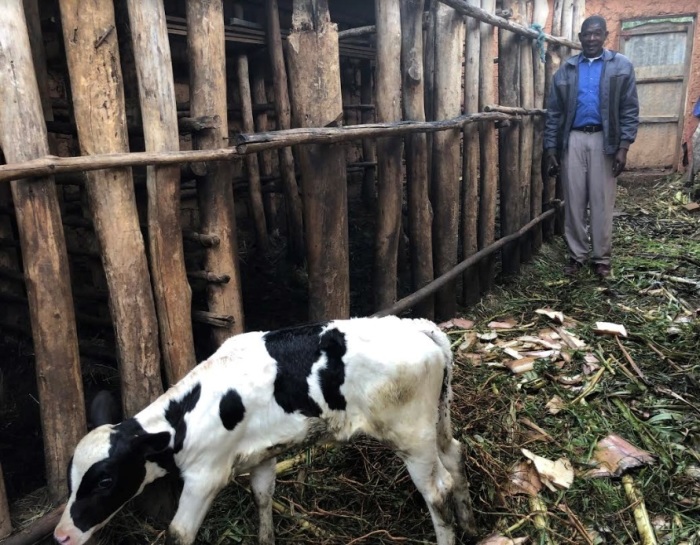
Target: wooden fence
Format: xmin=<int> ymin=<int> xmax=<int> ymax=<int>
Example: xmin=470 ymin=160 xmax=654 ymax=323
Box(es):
xmin=0 ymin=0 xmax=584 ymax=540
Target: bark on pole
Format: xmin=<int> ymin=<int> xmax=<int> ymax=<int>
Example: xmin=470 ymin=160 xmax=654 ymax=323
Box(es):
xmin=264 ymin=0 xmax=305 ymax=262
xmin=400 ymin=0 xmax=434 ymax=319
xmin=572 ymin=0 xmax=585 ymax=41
xmin=498 ymin=0 xmax=522 ymax=277
xmin=360 ymin=60 xmax=377 ymax=209
xmin=462 ymin=0 xmax=481 ymax=305
xmin=560 ymin=0 xmax=574 ymax=64
xmin=531 ymin=0 xmax=549 ymax=253
xmin=478 ymin=0 xmax=498 ymax=291
xmin=286 ymin=0 xmax=350 ymax=321
xmin=126 ymin=0 xmax=196 ymax=384
xmin=58 ymin=0 xmax=163 ymax=416
xmin=187 ymin=0 xmax=246 ymax=344
xmin=431 ymin=3 xmax=464 ymax=320
xmin=518 ymin=0 xmax=535 ymax=263
xmin=423 ymin=6 xmax=436 ymax=182
xmin=373 ymin=0 xmax=404 ymax=312
xmin=0 ymin=463 xmax=10 ymax=539
xmin=233 ymin=4 xmax=269 ymax=254
xmin=0 ymin=0 xmax=86 ymax=501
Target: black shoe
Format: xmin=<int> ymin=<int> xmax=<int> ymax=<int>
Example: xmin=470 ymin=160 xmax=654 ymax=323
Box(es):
xmin=593 ymin=263 xmax=611 ymax=279
xmin=564 ymin=259 xmax=584 ymax=276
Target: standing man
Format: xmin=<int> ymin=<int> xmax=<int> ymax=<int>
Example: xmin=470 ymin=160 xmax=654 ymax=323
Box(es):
xmin=544 ymin=15 xmax=639 ymax=279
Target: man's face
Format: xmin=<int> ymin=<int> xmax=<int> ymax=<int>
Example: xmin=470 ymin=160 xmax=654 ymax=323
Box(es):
xmin=579 ymin=22 xmax=607 ymax=58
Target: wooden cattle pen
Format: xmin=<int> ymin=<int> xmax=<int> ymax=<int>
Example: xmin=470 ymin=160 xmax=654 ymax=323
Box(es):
xmin=0 ymin=0 xmax=585 ymax=541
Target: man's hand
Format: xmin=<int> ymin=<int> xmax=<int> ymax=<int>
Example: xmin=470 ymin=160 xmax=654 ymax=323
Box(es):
xmin=613 ymin=148 xmax=628 ymax=177
xmin=545 ymin=149 xmax=560 ymax=177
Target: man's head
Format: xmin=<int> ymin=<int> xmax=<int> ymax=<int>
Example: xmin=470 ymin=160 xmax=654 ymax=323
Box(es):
xmin=579 ymin=15 xmax=608 ymax=58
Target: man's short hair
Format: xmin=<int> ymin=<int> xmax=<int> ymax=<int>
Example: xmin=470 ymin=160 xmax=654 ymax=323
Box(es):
xmin=581 ymin=15 xmax=607 ymax=32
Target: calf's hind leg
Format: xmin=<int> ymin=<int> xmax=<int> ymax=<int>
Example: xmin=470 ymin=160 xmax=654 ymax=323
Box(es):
xmin=250 ymin=457 xmax=277 ymax=545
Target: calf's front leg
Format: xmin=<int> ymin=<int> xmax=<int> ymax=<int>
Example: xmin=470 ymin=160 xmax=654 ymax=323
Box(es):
xmin=166 ymin=476 xmax=224 ymax=545
xmin=250 ymin=457 xmax=277 ymax=545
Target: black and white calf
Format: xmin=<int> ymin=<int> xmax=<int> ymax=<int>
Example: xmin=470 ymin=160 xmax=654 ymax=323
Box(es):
xmin=54 ymin=316 xmax=477 ymax=545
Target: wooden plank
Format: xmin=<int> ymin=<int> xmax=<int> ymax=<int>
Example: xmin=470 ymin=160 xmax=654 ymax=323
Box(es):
xmin=286 ymin=0 xmax=350 ymax=321
xmin=126 ymin=0 xmax=196 ymax=384
xmin=478 ymin=0 xmax=498 ymax=291
xmin=58 ymin=0 xmax=163 ymax=416
xmin=359 ymin=59 xmax=377 ymax=209
xmin=264 ymin=0 xmax=305 ymax=262
xmin=431 ymin=2 xmax=464 ymax=320
xmin=187 ymin=0 xmax=246 ymax=345
xmin=400 ymin=0 xmax=434 ymax=319
xmin=373 ymin=0 xmax=404 ymax=311
xmin=462 ymin=0 xmax=481 ymax=305
xmin=518 ymin=0 xmax=534 ymax=262
xmin=498 ymin=0 xmax=522 ymax=276
xmin=0 ymin=0 xmax=86 ymax=501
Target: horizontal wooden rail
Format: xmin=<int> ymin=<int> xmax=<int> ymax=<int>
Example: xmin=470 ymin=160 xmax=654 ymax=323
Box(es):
xmin=438 ymin=0 xmax=581 ymax=50
xmin=0 ymin=112 xmax=512 ymax=183
xmin=373 ymin=202 xmax=563 ymax=318
xmin=485 ymin=104 xmax=547 ymax=116
xmin=0 ymin=504 xmax=64 ymax=545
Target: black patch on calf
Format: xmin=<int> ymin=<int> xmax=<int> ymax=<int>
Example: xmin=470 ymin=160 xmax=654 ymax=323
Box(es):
xmin=70 ymin=419 xmax=171 ymax=532
xmin=164 ymin=383 xmax=201 ymax=453
xmin=265 ymin=323 xmax=327 ymax=417
xmin=318 ymin=328 xmax=347 ymax=410
xmin=219 ymin=389 xmax=246 ymax=430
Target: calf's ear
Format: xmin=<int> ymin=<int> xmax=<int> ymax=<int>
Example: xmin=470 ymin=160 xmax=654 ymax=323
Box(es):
xmin=133 ymin=431 xmax=171 ymax=457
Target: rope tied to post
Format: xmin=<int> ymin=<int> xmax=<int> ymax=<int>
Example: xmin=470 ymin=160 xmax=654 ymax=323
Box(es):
xmin=530 ymin=23 xmax=546 ymax=63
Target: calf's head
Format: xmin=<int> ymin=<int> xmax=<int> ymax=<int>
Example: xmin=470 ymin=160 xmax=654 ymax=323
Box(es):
xmin=54 ymin=420 xmax=171 ymax=545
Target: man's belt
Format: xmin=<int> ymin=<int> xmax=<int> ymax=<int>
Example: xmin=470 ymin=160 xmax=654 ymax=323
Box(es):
xmin=572 ymin=124 xmax=603 ymax=133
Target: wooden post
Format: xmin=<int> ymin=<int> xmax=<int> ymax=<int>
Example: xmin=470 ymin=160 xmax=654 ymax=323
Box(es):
xmin=233 ymin=4 xmax=269 ymax=254
xmin=400 ymin=0 xmax=434 ymax=319
xmin=531 ymin=0 xmax=549 ymax=253
xmin=431 ymin=2 xmax=464 ymax=319
xmin=462 ymin=0 xmax=481 ymax=305
xmin=572 ymin=0 xmax=585 ymax=42
xmin=360 ymin=60 xmax=377 ymax=210
xmin=560 ymin=0 xmax=574 ymax=62
xmin=423 ymin=5 xmax=436 ymax=182
xmin=498 ymin=0 xmax=521 ymax=276
xmin=126 ymin=0 xmax=196 ymax=383
xmin=252 ymin=60 xmax=282 ymax=236
xmin=518 ymin=0 xmax=534 ymax=262
xmin=186 ymin=0 xmax=247 ymax=346
xmin=373 ymin=0 xmax=404 ymax=311
xmin=286 ymin=0 xmax=350 ymax=321
xmin=264 ymin=0 xmax=305 ymax=263
xmin=0 ymin=0 xmax=86 ymax=501
xmin=478 ymin=0 xmax=498 ymax=292
xmin=58 ymin=0 xmax=163 ymax=416
xmin=0 ymin=463 xmax=10 ymax=539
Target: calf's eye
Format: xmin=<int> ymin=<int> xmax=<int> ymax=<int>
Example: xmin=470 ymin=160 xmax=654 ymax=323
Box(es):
xmin=98 ymin=477 xmax=113 ymax=489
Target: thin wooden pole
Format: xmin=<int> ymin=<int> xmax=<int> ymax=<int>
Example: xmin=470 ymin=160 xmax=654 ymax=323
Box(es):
xmin=531 ymin=0 xmax=549 ymax=253
xmin=58 ymin=0 xmax=163 ymax=416
xmin=264 ymin=0 xmax=305 ymax=262
xmin=498 ymin=0 xmax=522 ymax=277
xmin=462 ymin=0 xmax=481 ymax=305
xmin=251 ymin=60 xmax=281 ymax=236
xmin=431 ymin=2 xmax=464 ymax=320
xmin=286 ymin=0 xmax=350 ymax=321
xmin=126 ymin=0 xmax=196 ymax=384
xmin=400 ymin=0 xmax=434 ymax=319
xmin=373 ymin=0 xmax=404 ymax=311
xmin=359 ymin=60 xmax=377 ymax=209
xmin=519 ymin=0 xmax=535 ymax=263
xmin=188 ymin=0 xmax=247 ymax=344
xmin=478 ymin=0 xmax=498 ymax=292
xmin=233 ymin=4 xmax=269 ymax=253
xmin=0 ymin=463 xmax=10 ymax=539
xmin=423 ymin=5 xmax=436 ymax=183
xmin=0 ymin=0 xmax=86 ymax=501
xmin=560 ymin=0 xmax=574 ymax=61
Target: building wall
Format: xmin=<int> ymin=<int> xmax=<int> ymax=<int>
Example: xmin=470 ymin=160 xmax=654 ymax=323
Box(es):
xmin=586 ymin=0 xmax=700 ymax=170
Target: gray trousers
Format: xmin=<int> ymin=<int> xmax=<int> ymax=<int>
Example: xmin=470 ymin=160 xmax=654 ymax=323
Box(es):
xmin=561 ymin=130 xmax=616 ymax=265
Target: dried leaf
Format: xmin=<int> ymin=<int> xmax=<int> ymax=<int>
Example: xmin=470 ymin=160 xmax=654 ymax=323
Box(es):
xmin=520 ymin=335 xmax=562 ymax=350
xmin=586 ymin=434 xmax=655 ymax=478
xmin=507 ymin=461 xmax=543 ymax=496
xmin=457 ymin=332 xmax=478 ymax=353
xmin=505 ymin=357 xmax=536 ymax=374
xmin=536 ymin=308 xmax=565 ymax=324
xmin=462 ymin=353 xmax=483 ymax=366
xmin=478 ymin=331 xmax=498 ymax=341
xmin=522 ymin=449 xmax=574 ymax=491
xmin=503 ymin=347 xmax=523 ymax=360
xmin=557 ymin=328 xmax=587 ymax=349
xmin=452 ymin=317 xmax=475 ymax=329
xmin=438 ymin=320 xmax=454 ymax=329
xmin=546 ymin=395 xmax=565 ymax=414
xmin=488 ymin=319 xmax=517 ymax=329
xmin=594 ymin=322 xmax=628 ymax=337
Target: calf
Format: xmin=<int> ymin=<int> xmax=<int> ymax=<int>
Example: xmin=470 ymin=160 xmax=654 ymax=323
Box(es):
xmin=54 ymin=316 xmax=477 ymax=545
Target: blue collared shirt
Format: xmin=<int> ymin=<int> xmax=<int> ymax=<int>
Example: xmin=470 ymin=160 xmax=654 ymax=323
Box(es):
xmin=572 ymin=54 xmax=603 ymax=128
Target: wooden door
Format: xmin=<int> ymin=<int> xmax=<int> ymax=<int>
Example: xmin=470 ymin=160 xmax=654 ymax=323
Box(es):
xmin=619 ymin=18 xmax=694 ymax=169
